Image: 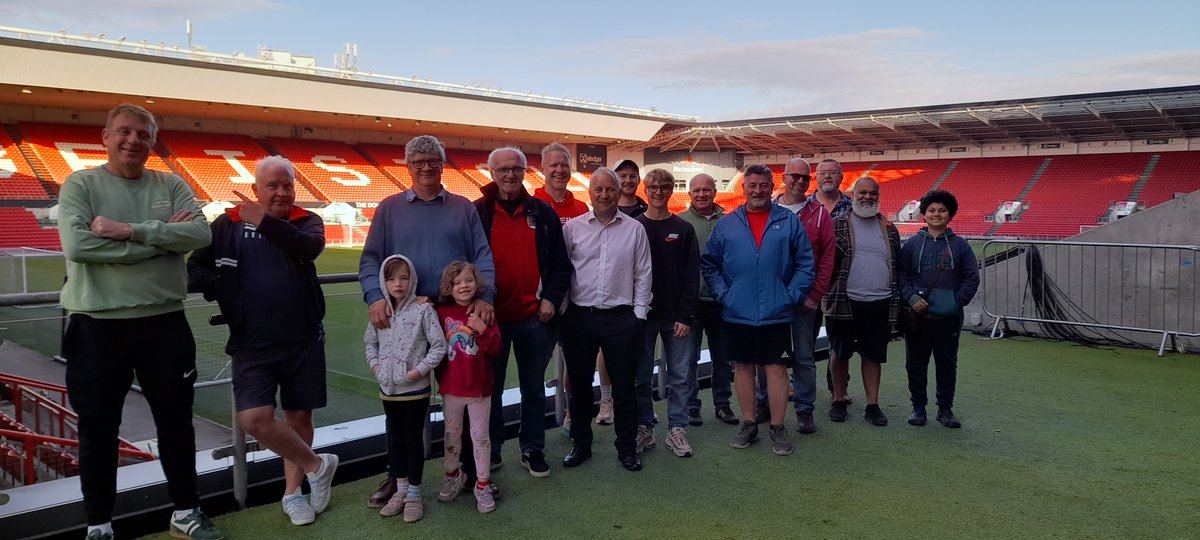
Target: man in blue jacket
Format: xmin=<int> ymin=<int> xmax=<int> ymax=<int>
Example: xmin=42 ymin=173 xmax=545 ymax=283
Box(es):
xmin=701 ymin=164 xmax=814 ymax=456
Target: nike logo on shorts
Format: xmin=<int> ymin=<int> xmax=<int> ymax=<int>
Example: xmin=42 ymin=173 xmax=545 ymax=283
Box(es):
xmin=183 ymin=369 xmax=196 ymax=379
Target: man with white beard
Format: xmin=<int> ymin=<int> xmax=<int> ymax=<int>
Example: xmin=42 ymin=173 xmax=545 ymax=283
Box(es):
xmin=821 ymin=177 xmax=901 ymax=427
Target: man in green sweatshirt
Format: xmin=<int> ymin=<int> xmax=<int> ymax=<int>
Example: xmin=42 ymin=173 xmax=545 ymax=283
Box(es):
xmin=58 ymin=104 xmax=224 ymax=540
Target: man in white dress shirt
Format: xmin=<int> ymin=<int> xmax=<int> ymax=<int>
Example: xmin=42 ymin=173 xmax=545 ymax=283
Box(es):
xmin=559 ymin=167 xmax=653 ymax=472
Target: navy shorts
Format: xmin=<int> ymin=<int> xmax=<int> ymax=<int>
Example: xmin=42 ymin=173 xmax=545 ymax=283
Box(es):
xmin=827 ymin=299 xmax=891 ymax=363
xmin=721 ymin=322 xmax=793 ymax=366
xmin=231 ymin=333 xmax=327 ymax=412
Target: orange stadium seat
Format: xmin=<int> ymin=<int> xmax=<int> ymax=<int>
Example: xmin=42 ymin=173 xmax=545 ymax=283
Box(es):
xmin=1138 ymin=151 xmax=1200 ymax=206
xmin=869 ymin=159 xmax=954 ymax=218
xmin=0 ymin=207 xmax=62 ymax=250
xmin=158 ymin=131 xmax=319 ymax=203
xmin=997 ymin=154 xmax=1147 ymax=238
xmin=0 ymin=130 xmax=50 ymax=200
xmin=356 ymin=143 xmax=413 ymax=194
xmin=18 ymin=123 xmax=172 ymax=185
xmin=266 ymin=138 xmax=403 ymax=203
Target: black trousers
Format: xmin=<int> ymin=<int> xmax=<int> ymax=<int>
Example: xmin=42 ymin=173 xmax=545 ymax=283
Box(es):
xmin=64 ymin=311 xmax=199 ymax=525
xmin=382 ymin=398 xmax=429 ymax=486
xmin=561 ymin=305 xmax=642 ymax=457
xmin=904 ymin=313 xmax=964 ymax=409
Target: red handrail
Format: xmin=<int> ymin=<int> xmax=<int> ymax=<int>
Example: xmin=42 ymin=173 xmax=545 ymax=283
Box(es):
xmin=0 ymin=428 xmax=155 ymax=485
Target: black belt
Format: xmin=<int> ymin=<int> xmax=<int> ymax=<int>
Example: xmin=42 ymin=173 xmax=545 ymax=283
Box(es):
xmin=569 ymin=303 xmax=633 ymax=314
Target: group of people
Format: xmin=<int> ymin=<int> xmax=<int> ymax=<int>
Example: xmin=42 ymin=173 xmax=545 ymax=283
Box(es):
xmin=59 ymin=104 xmax=979 ymax=539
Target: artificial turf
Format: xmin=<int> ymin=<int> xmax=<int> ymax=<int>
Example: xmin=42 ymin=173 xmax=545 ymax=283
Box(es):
xmin=138 ymin=333 xmax=1200 ymax=539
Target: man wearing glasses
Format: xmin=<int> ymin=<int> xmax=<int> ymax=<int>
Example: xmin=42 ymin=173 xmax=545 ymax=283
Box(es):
xmin=358 ymin=134 xmax=497 ymax=505
xmin=471 ymin=147 xmax=571 ymax=478
xmin=634 ymin=169 xmax=700 ymax=458
xmin=811 ymin=158 xmax=852 ymax=402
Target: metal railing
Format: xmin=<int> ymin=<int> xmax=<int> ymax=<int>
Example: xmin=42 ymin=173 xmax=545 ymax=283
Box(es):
xmin=981 ymin=240 xmax=1200 ymax=356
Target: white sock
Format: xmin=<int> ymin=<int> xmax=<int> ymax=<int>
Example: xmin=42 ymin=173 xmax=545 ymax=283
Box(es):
xmin=283 ymin=487 xmax=303 ymax=501
xmin=600 ymin=385 xmax=612 ymax=401
xmin=88 ymin=523 xmax=113 ymax=536
xmin=309 ymin=455 xmax=326 ymax=478
xmin=172 ymin=508 xmax=196 ymax=520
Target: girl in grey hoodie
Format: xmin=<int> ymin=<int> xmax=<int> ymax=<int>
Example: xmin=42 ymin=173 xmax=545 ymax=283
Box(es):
xmin=364 ymin=254 xmax=446 ymax=522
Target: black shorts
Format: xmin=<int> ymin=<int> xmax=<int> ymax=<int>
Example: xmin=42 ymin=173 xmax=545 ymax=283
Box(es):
xmin=721 ymin=322 xmax=793 ymax=366
xmin=827 ymin=299 xmax=891 ymax=363
xmin=231 ymin=333 xmax=327 ymax=412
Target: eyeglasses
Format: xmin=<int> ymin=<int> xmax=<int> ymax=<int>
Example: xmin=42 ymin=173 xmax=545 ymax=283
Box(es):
xmin=645 ymin=185 xmax=673 ymax=193
xmin=816 ymin=170 xmax=841 ymax=176
xmin=492 ymin=167 xmax=527 ymax=176
xmin=784 ymin=173 xmax=811 ymax=181
xmin=409 ymin=159 xmax=443 ymax=169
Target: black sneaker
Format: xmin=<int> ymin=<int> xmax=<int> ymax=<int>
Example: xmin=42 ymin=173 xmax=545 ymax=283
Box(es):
xmin=795 ymin=410 xmax=817 ymax=434
xmin=828 ymin=400 xmax=849 ymax=422
xmin=908 ymin=406 xmax=927 ymax=426
xmin=715 ymin=405 xmax=739 ymax=425
xmin=521 ymin=450 xmax=551 ymax=478
xmin=863 ymin=404 xmax=888 ymax=426
xmin=937 ymin=408 xmax=962 ymax=428
xmin=687 ymin=407 xmax=704 ymax=426
xmin=619 ymin=453 xmax=644 ymax=471
xmin=489 ymin=453 xmax=503 ymax=471
xmin=730 ymin=421 xmax=759 ymax=449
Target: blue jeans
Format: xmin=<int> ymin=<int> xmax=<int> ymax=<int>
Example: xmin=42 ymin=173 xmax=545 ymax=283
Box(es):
xmin=490 ymin=315 xmax=555 ymax=454
xmin=756 ymin=307 xmax=819 ymax=414
xmin=637 ymin=320 xmax=694 ymax=429
xmin=688 ymin=300 xmax=732 ymax=410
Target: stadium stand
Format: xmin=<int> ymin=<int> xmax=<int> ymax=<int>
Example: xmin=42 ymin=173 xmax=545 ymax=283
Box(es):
xmin=872 ymin=159 xmax=955 ymax=217
xmin=442 ymin=149 xmax=489 ymax=200
xmin=265 ymin=137 xmax=403 ymax=203
xmin=158 ymin=131 xmax=320 ymax=203
xmin=17 ymin=123 xmax=172 ymax=185
xmin=355 ymin=143 xmax=412 ymax=194
xmin=934 ymin=156 xmax=1045 ymax=236
xmin=1138 ymin=151 xmax=1200 ymax=206
xmin=997 ymin=154 xmax=1147 ymax=237
xmin=0 ymin=130 xmax=52 ymax=200
xmin=0 ymin=208 xmax=61 ymax=249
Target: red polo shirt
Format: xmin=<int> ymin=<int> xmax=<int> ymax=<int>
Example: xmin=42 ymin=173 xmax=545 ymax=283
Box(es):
xmin=491 ymin=203 xmax=541 ymax=322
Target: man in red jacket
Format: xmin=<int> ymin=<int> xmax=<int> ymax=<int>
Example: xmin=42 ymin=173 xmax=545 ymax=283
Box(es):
xmin=772 ymin=157 xmax=835 ymax=434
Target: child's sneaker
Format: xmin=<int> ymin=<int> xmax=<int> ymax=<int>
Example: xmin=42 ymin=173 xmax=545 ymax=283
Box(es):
xmin=473 ymin=483 xmax=496 ymax=514
xmin=168 ymin=509 xmax=226 ymax=540
xmin=379 ymin=490 xmax=406 ymax=517
xmin=402 ymin=495 xmax=424 ymax=523
xmin=595 ymin=398 xmax=615 ymax=425
xmin=437 ymin=470 xmax=467 ymax=502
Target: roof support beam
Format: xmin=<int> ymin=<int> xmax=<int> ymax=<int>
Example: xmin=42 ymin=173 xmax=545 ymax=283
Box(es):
xmin=1147 ymin=99 xmax=1188 ymax=137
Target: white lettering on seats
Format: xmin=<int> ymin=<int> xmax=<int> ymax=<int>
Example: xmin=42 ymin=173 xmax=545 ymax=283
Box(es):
xmin=313 ymin=155 xmax=369 ymax=186
xmin=56 ymin=142 xmax=107 ymax=172
xmin=0 ymin=148 xmax=16 ymax=178
xmin=204 ymin=150 xmax=256 ymax=184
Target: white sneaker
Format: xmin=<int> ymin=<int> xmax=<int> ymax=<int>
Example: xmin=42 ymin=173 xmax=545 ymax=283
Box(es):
xmin=305 ymin=453 xmax=338 ymax=514
xmin=635 ymin=425 xmax=656 ymax=453
xmin=665 ymin=427 xmax=693 ymax=458
xmin=595 ymin=398 xmax=614 ymax=425
xmin=282 ymin=492 xmax=315 ymax=526
xmin=437 ymin=471 xmax=467 ymax=502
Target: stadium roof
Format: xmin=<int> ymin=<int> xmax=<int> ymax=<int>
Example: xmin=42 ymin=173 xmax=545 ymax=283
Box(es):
xmin=623 ymin=86 xmax=1200 ymax=154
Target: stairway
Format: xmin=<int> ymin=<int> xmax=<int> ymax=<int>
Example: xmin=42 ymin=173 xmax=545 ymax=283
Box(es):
xmin=1125 ymin=154 xmax=1159 ymax=203
xmin=3 ymin=124 xmax=58 ymax=198
xmin=929 ymin=161 xmax=959 ymax=191
xmin=351 ymin=144 xmax=407 ymax=190
xmin=985 ymin=157 xmax=1052 ymax=235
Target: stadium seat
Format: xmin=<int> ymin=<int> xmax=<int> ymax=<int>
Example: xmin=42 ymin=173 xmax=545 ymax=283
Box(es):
xmin=0 ymin=208 xmax=61 ymax=250
xmin=158 ymin=131 xmax=320 ymax=203
xmin=1138 ymin=151 xmax=1200 ymax=206
xmin=997 ymin=154 xmax=1147 ymax=238
xmin=266 ymin=138 xmax=404 ymax=203
xmin=0 ymin=129 xmax=51 ymax=200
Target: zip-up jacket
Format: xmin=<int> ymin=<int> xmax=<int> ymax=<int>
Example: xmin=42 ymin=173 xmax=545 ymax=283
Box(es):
xmin=898 ymin=227 xmax=980 ymax=318
xmin=363 ymin=254 xmax=446 ymax=396
xmin=473 ymin=182 xmax=572 ymax=314
xmin=701 ymin=204 xmax=815 ymax=325
xmin=775 ymin=195 xmax=835 ymax=306
xmin=187 ymin=205 xmax=325 ymax=352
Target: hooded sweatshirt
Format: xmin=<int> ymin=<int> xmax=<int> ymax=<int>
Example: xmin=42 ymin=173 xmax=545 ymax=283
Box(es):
xmin=364 ymin=254 xmax=447 ymax=398
xmin=898 ymin=228 xmax=980 ymax=318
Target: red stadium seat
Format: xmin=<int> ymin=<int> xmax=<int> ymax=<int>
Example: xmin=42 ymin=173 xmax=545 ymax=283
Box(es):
xmin=18 ymin=123 xmax=172 ymax=185
xmin=997 ymin=154 xmax=1146 ymax=238
xmin=159 ymin=132 xmax=320 ymax=203
xmin=266 ymin=138 xmax=404 ymax=203
xmin=0 ymin=129 xmax=51 ymax=200
xmin=1138 ymin=151 xmax=1200 ymax=206
xmin=0 ymin=208 xmax=61 ymax=250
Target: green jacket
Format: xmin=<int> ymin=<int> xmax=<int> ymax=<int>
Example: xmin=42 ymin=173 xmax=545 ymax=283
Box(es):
xmin=58 ymin=166 xmax=211 ymax=318
xmin=677 ymin=203 xmax=725 ymax=302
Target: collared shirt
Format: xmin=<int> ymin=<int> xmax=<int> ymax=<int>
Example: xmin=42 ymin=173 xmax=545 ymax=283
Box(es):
xmin=809 ymin=192 xmax=853 ymax=219
xmin=562 ymin=211 xmax=653 ymax=319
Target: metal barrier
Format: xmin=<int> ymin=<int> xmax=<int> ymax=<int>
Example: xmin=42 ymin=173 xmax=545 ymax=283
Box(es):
xmin=981 ymin=240 xmax=1200 ymax=356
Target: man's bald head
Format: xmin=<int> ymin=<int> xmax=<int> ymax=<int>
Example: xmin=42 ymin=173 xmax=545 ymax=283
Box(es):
xmin=688 ymin=173 xmax=717 ymax=214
